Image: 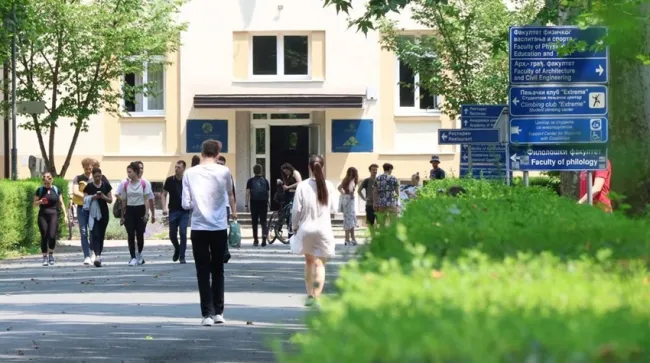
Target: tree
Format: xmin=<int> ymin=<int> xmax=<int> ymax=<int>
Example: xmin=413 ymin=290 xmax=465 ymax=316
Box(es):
xmin=4 ymin=0 xmax=187 ymax=177
xmin=376 ymin=0 xmax=541 ymax=119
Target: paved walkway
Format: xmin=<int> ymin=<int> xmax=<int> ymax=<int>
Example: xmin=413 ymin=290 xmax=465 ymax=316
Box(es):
xmin=0 ymin=239 xmax=355 ymax=362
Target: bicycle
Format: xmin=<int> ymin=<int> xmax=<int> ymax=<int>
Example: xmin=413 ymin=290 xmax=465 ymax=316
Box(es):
xmin=267 ymin=201 xmax=293 ymax=245
xmin=67 ymin=199 xmax=77 ymax=240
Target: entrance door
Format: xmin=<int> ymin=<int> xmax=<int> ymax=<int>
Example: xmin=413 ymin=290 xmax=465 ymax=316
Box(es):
xmin=270 ymin=126 xmax=310 ymax=210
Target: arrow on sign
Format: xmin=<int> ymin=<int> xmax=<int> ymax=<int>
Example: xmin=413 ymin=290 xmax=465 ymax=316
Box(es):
xmin=464 ymin=108 xmax=469 ymax=114
xmin=512 ymin=97 xmax=520 ymax=106
xmin=441 ymin=133 xmax=448 ymax=141
xmin=510 ymin=153 xmax=518 ymax=162
xmin=462 ymin=154 xmax=468 ymax=161
xmin=596 ymin=64 xmax=604 ymax=76
xmin=511 ymin=126 xmax=521 ymax=135
xmin=463 ymin=120 xmax=468 ymax=126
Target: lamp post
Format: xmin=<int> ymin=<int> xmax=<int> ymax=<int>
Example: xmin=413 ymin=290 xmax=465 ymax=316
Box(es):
xmin=10 ymin=2 xmax=17 ymax=180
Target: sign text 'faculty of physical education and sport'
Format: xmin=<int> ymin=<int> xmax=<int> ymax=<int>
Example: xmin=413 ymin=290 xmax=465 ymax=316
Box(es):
xmin=510 ymin=117 xmax=608 ymax=144
xmin=438 ymin=129 xmax=500 ymax=145
xmin=509 ymin=144 xmax=607 ymax=171
xmin=510 ymin=26 xmax=608 ymax=84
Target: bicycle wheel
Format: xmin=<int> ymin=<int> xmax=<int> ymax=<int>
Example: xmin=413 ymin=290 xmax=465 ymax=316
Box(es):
xmin=267 ymin=212 xmax=278 ymax=244
xmin=275 ymin=212 xmax=290 ymax=245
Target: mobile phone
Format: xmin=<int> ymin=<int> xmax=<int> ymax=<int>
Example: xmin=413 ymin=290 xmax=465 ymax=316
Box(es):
xmin=96 ymin=191 xmax=102 ymax=195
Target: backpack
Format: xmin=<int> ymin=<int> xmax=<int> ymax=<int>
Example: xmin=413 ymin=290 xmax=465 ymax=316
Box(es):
xmin=112 ymin=179 xmax=146 ymax=218
xmin=250 ymin=177 xmax=269 ymax=201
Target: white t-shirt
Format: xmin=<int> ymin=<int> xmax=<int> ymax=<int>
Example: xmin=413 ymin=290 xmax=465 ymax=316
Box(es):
xmin=118 ymin=178 xmax=154 ymax=206
xmin=182 ymin=163 xmax=233 ymax=231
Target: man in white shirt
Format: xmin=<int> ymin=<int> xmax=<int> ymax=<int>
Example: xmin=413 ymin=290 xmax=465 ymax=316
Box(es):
xmin=182 ymin=139 xmax=237 ymax=326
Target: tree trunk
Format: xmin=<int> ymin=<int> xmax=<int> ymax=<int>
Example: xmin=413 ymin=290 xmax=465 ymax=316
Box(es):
xmin=58 ymin=120 xmax=84 ymax=178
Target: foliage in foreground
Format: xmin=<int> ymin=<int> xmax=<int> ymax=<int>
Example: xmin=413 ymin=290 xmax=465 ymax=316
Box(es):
xmin=362 ymin=179 xmax=650 ymax=270
xmin=277 ymin=253 xmax=650 ymax=363
xmin=0 ymin=178 xmax=69 ymax=257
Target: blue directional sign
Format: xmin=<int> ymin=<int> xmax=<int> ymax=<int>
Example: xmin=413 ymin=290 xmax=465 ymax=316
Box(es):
xmin=510 ymin=26 xmax=608 ymax=84
xmin=461 ymin=104 xmax=505 ymax=129
xmin=509 ymin=85 xmax=607 ymax=117
xmin=509 ymin=144 xmax=607 ymax=171
xmin=510 ymin=117 xmax=608 ymax=144
xmin=439 ymin=129 xmax=500 ymax=145
xmin=460 ymin=165 xmax=509 ymax=179
xmin=460 ymin=144 xmax=507 ymax=164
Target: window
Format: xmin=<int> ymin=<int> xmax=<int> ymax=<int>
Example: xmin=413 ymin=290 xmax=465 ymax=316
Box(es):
xmin=396 ymin=58 xmax=440 ymax=114
xmin=251 ymin=35 xmax=309 ymax=78
xmin=123 ymin=60 xmax=165 ymax=115
xmin=394 ymin=121 xmax=441 ymax=154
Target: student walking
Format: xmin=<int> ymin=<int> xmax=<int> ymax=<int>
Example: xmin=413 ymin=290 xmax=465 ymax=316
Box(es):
xmin=34 ymin=172 xmax=68 ymax=266
xmin=358 ymin=164 xmax=378 ymax=230
xmin=245 ymin=164 xmax=270 ymax=247
xmin=72 ymin=158 xmax=95 ymax=265
xmin=162 ymin=160 xmax=190 ymax=263
xmin=183 ymin=140 xmax=236 ymax=326
xmin=338 ymin=167 xmax=358 ymax=246
xmin=119 ymin=162 xmax=155 ymax=266
xmin=291 ymin=155 xmax=336 ymax=306
xmin=82 ymin=168 xmax=113 ymax=267
xmin=373 ymin=163 xmax=400 ymax=226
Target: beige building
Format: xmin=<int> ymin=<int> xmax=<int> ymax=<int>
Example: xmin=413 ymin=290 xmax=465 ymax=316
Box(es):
xmin=1 ymin=0 xmax=461 ymax=212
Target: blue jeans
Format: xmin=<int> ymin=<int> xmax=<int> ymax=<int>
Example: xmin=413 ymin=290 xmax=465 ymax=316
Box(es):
xmin=77 ymin=205 xmax=91 ymax=258
xmin=169 ymin=209 xmax=190 ymax=259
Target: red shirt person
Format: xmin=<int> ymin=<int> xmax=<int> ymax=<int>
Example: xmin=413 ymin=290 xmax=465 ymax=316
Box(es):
xmin=578 ymin=159 xmax=612 ymax=212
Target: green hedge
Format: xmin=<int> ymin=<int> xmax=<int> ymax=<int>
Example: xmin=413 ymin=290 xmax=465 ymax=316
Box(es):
xmin=0 ymin=178 xmax=69 ymax=256
xmin=278 ymin=253 xmax=650 ymax=363
xmin=277 ymin=178 xmax=650 ymax=363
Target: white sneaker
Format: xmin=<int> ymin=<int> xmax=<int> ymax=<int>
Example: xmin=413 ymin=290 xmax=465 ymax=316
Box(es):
xmin=136 ymin=253 xmax=145 ymax=265
xmin=90 ymin=252 xmax=96 ymax=263
xmin=201 ymin=316 xmax=214 ymax=326
xmin=42 ymin=257 xmax=48 ymax=266
xmin=83 ymin=257 xmax=91 ymax=265
xmin=128 ymin=258 xmax=138 ymax=266
xmin=213 ymin=314 xmax=225 ymax=324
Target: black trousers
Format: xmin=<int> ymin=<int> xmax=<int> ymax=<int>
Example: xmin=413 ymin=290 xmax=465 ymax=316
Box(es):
xmin=91 ymin=216 xmax=109 ymax=256
xmin=250 ymin=200 xmax=268 ymax=239
xmin=191 ymin=229 xmax=228 ymax=317
xmin=125 ymin=205 xmax=146 ymax=258
xmin=38 ymin=210 xmax=58 ymax=253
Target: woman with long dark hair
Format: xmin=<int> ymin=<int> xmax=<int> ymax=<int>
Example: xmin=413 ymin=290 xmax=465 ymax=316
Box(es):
xmin=280 ymin=163 xmax=302 ymax=203
xmin=119 ymin=162 xmax=155 ymax=266
xmin=33 ymin=172 xmax=68 ymax=266
xmin=82 ymin=168 xmax=113 ymax=267
xmin=337 ymin=167 xmax=359 ymax=245
xmin=290 ymin=155 xmax=336 ymax=306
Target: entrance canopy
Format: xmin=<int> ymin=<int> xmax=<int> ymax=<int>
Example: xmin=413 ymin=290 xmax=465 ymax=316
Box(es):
xmin=193 ymin=94 xmax=365 ymax=109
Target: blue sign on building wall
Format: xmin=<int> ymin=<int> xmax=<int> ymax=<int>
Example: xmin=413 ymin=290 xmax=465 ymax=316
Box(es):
xmin=186 ymin=120 xmax=229 ymax=153
xmin=331 ymin=119 xmax=374 ymax=153
xmin=510 ymin=26 xmax=608 ymax=84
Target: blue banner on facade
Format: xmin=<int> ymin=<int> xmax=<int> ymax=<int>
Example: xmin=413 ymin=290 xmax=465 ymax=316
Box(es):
xmin=186 ymin=120 xmax=229 ymax=153
xmin=331 ymin=119 xmax=374 ymax=153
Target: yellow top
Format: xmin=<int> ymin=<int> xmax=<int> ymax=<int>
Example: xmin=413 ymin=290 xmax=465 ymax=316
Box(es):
xmin=72 ymin=180 xmax=88 ymax=206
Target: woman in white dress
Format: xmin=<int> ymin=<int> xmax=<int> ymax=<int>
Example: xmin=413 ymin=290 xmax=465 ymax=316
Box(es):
xmin=291 ymin=155 xmax=337 ymax=306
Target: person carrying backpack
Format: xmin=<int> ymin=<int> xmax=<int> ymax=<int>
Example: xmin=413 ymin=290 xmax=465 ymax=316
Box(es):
xmin=33 ymin=172 xmax=68 ymax=266
xmin=245 ymin=164 xmax=270 ymax=247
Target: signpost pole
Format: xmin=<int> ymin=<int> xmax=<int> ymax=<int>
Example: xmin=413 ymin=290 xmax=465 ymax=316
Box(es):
xmin=10 ymin=2 xmax=17 ymax=180
xmin=467 ymin=147 xmax=472 ymax=175
xmin=587 ymin=171 xmax=593 ymax=205
xmin=505 ymin=146 xmax=511 ymax=186
xmin=523 ymin=171 xmax=529 ymax=187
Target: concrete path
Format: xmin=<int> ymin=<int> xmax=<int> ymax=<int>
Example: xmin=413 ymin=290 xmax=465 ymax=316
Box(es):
xmin=0 ymin=239 xmax=356 ymax=362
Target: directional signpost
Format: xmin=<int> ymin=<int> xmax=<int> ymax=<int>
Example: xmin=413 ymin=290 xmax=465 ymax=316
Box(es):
xmin=459 ymin=105 xmax=509 ymax=181
xmin=438 ymin=129 xmax=500 ymax=145
xmin=510 ymin=26 xmax=608 ymax=85
xmin=509 ymin=25 xmax=609 ymax=203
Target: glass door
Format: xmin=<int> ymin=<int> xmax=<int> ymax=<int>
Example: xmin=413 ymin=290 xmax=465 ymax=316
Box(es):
xmin=251 ymin=125 xmax=270 ymax=179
